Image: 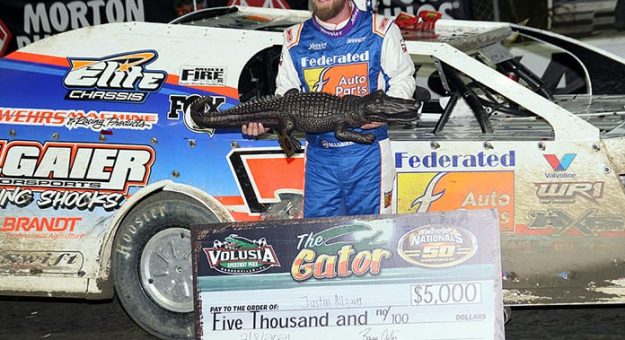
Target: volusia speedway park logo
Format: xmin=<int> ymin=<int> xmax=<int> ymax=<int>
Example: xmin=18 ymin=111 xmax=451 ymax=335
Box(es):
xmin=63 ymin=50 xmax=166 ymax=103
xmin=202 ymin=234 xmax=280 ymax=274
xmin=0 ymin=141 xmax=155 ymax=211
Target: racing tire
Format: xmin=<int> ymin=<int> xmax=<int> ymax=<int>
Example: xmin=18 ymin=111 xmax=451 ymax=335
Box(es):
xmin=111 ymin=192 xmax=220 ymax=339
xmin=504 ymin=306 xmax=512 ymax=325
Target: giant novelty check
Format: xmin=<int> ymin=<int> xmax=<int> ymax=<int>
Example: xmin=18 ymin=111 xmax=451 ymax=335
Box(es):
xmin=193 ymin=210 xmax=504 ymax=340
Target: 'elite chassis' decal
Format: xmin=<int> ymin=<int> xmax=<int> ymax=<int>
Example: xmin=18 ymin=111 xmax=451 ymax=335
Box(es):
xmin=63 ymin=50 xmax=167 ymax=103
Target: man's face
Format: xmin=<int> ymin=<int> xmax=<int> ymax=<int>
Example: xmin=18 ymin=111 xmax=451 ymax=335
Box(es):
xmin=312 ymin=0 xmax=347 ymax=21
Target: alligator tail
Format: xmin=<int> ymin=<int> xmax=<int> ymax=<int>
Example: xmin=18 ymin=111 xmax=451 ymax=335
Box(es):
xmin=189 ymin=96 xmax=214 ymax=117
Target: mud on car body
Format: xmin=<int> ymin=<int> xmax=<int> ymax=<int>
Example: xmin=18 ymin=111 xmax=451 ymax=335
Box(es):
xmin=2 ymin=5 xmax=625 ymax=339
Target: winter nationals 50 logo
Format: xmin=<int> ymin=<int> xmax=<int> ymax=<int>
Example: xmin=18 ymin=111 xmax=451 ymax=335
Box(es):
xmin=63 ymin=50 xmax=166 ymax=103
xmin=398 ymin=225 xmax=477 ymax=268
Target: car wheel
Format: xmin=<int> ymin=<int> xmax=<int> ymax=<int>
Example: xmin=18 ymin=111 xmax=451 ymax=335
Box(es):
xmin=111 ymin=191 xmax=220 ymax=339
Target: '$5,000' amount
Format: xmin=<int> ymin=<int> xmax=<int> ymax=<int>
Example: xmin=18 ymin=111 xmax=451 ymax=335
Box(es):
xmin=411 ymin=282 xmax=482 ymax=306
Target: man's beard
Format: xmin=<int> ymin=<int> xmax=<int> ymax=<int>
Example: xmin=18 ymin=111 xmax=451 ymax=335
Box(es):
xmin=313 ymin=0 xmax=347 ymax=21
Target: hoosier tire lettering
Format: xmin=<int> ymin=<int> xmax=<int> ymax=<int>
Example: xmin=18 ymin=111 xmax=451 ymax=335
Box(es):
xmin=114 ymin=204 xmax=166 ymax=259
xmin=111 ymin=191 xmax=220 ymax=340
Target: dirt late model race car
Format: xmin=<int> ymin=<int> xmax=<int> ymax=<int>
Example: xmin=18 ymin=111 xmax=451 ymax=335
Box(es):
xmin=3 ymin=5 xmax=625 ymax=339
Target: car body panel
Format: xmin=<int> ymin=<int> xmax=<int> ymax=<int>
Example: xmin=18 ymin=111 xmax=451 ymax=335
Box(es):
xmin=1 ymin=7 xmax=625 ymax=305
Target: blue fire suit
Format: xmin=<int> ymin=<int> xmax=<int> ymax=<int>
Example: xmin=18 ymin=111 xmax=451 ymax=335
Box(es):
xmin=276 ymin=4 xmax=416 ymax=217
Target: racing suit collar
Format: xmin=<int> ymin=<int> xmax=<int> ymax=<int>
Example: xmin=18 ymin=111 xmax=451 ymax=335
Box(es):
xmin=312 ymin=3 xmax=359 ymax=38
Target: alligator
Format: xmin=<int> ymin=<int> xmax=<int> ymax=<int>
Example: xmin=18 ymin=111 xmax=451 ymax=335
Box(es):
xmin=189 ymin=89 xmax=420 ymax=156
xmin=224 ymin=234 xmax=266 ymax=249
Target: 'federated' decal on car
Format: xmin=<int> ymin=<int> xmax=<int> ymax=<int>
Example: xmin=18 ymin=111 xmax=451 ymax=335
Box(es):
xmin=63 ymin=50 xmax=166 ymax=103
xmin=397 ymin=171 xmax=514 ymax=231
xmin=395 ymin=150 xmax=516 ymax=170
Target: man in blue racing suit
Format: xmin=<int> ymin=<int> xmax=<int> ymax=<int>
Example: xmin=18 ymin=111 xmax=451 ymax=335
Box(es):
xmin=243 ymin=0 xmax=416 ymax=218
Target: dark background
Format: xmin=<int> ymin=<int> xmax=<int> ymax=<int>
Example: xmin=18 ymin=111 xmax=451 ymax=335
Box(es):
xmin=0 ymin=0 xmax=472 ymax=57
xmin=3 ymin=0 xmax=625 ymax=57
xmin=1 ymin=296 xmax=624 ymax=339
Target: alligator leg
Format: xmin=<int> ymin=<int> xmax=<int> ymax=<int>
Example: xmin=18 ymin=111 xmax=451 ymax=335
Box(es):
xmin=278 ymin=118 xmax=302 ymax=157
xmin=334 ymin=124 xmax=376 ymax=144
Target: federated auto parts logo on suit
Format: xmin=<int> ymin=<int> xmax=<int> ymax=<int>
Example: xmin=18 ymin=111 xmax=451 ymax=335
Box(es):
xmin=203 ymin=234 xmax=280 ymax=274
xmin=398 ymin=225 xmax=477 ymax=268
xmin=63 ymin=50 xmax=166 ymax=103
xmin=302 ymin=51 xmax=370 ymax=96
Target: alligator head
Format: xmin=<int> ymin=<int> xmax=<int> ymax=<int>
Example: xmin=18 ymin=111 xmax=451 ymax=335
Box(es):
xmin=361 ymin=90 xmax=420 ymax=122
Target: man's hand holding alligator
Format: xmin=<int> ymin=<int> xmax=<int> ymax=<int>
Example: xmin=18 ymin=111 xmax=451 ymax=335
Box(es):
xmin=360 ymin=121 xmax=386 ymax=130
xmin=242 ymin=122 xmax=270 ymax=137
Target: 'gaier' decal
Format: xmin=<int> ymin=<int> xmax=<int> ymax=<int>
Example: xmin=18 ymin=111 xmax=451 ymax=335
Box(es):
xmin=0 ymin=141 xmax=155 ymax=194
xmin=63 ymin=50 xmax=166 ymax=103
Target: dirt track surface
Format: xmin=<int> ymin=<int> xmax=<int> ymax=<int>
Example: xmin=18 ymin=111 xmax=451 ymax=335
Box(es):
xmin=1 ymin=296 xmax=625 ymax=339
